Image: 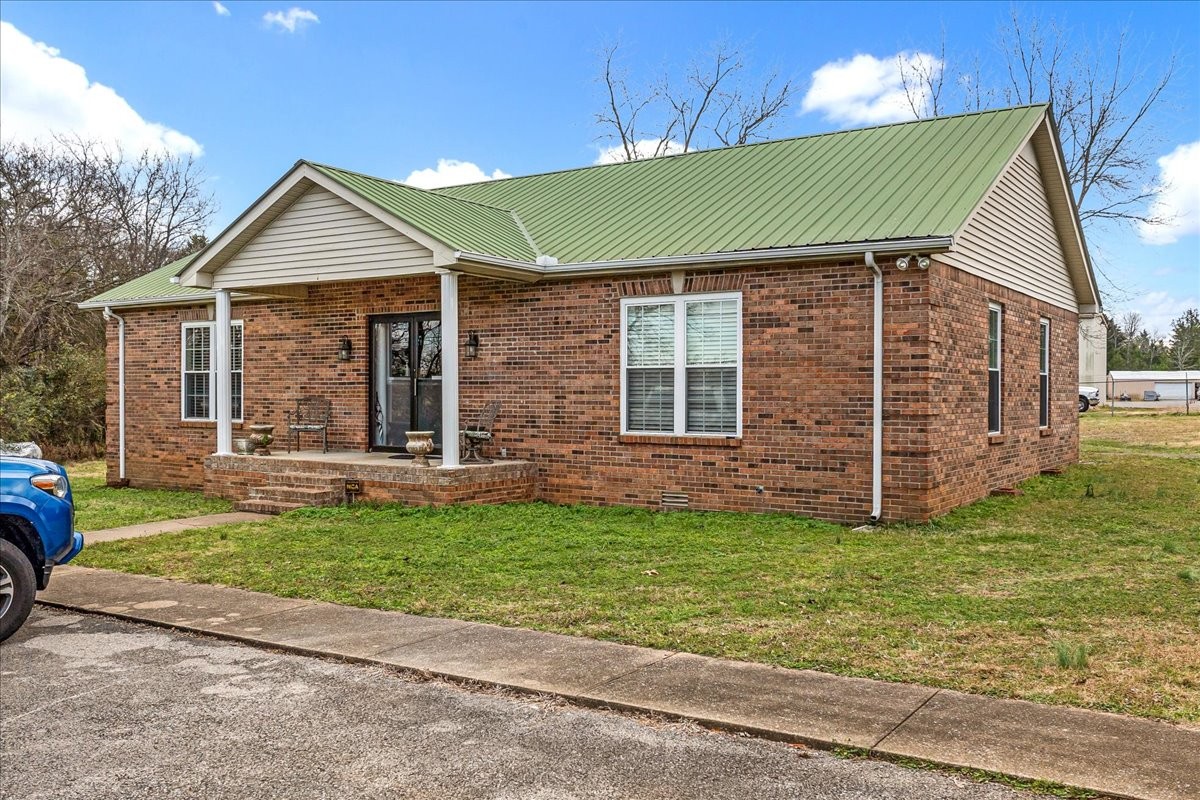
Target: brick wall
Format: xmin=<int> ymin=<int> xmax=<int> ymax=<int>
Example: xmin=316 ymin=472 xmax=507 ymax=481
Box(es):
xmin=924 ymin=259 xmax=1079 ymax=515
xmin=104 ymin=258 xmax=1079 ymax=522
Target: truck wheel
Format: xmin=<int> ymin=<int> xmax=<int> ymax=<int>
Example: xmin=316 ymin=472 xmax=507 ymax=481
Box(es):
xmin=1078 ymin=396 xmax=1090 ymax=413
xmin=0 ymin=539 xmax=36 ymax=642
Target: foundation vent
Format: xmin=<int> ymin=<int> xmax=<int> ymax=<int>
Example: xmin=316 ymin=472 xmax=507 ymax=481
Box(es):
xmin=660 ymin=491 xmax=689 ymax=510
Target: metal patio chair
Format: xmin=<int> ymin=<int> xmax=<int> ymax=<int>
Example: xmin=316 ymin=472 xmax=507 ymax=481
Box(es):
xmin=285 ymin=396 xmax=332 ymax=453
xmin=461 ymin=400 xmax=501 ymax=464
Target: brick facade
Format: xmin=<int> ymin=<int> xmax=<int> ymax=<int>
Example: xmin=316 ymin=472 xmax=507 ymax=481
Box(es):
xmin=104 ymin=258 xmax=1079 ymax=523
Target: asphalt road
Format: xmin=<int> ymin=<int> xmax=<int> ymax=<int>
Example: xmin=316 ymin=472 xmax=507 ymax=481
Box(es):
xmin=1 ymin=608 xmax=1028 ymax=800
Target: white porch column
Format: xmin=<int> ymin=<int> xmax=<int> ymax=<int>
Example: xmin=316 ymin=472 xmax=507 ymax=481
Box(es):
xmin=214 ymin=288 xmax=234 ymax=455
xmin=439 ymin=270 xmax=460 ymax=468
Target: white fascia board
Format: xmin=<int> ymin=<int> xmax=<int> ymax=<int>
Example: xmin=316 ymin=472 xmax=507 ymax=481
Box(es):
xmin=454 ymin=237 xmax=954 ymax=279
xmin=77 ymin=291 xmax=267 ymax=311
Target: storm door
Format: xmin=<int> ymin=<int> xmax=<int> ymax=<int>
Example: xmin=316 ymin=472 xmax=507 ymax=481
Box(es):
xmin=370 ymin=314 xmax=443 ymax=452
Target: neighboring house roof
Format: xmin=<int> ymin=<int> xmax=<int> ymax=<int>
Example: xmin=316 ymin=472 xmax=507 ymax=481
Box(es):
xmin=1109 ymin=371 xmax=1200 ymax=381
xmin=83 ymin=103 xmax=1095 ymax=309
xmin=79 ymin=255 xmax=206 ymax=309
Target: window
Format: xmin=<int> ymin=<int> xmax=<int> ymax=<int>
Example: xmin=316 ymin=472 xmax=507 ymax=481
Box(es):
xmin=987 ymin=304 xmax=1002 ymax=434
xmin=182 ymin=321 xmax=243 ymax=422
xmin=622 ymin=293 xmax=741 ymax=436
xmin=1039 ymin=318 xmax=1050 ymax=428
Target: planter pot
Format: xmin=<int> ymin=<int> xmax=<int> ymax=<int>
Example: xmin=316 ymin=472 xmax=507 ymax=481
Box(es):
xmin=233 ymin=437 xmax=254 ymax=456
xmin=405 ymin=430 xmax=435 ymax=467
xmin=248 ymin=424 xmax=275 ymax=456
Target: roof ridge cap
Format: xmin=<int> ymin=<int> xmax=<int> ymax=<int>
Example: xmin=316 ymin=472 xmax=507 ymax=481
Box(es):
xmin=305 ymin=160 xmax=520 ymax=215
xmin=508 ymin=210 xmax=542 ymax=258
xmin=432 ymin=104 xmax=1052 ymax=192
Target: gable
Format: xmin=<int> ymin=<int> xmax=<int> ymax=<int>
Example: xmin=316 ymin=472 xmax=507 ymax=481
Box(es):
xmin=215 ymin=186 xmax=435 ymax=289
xmin=939 ymin=141 xmax=1078 ymax=311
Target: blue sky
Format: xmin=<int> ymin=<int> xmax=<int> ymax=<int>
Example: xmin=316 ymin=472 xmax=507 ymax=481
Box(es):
xmin=2 ymin=1 xmax=1197 ymax=332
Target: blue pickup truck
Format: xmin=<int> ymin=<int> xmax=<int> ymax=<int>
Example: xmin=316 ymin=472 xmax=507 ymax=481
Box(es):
xmin=0 ymin=456 xmax=84 ymax=641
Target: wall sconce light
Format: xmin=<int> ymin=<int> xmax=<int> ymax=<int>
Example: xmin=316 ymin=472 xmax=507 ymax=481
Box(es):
xmin=337 ymin=336 xmax=353 ymax=362
xmin=465 ymin=332 xmax=481 ymax=359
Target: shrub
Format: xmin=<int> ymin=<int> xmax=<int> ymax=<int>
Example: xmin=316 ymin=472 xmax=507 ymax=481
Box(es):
xmin=0 ymin=345 xmax=106 ymax=461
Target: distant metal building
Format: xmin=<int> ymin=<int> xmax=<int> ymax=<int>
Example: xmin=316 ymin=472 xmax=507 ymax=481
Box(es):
xmin=1109 ymin=370 xmax=1200 ymax=401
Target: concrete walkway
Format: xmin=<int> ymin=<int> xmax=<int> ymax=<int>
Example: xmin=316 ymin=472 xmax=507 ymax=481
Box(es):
xmin=84 ymin=512 xmax=271 ymax=544
xmin=38 ymin=567 xmax=1198 ymax=800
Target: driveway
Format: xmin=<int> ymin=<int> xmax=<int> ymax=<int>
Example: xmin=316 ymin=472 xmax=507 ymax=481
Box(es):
xmin=1 ymin=608 xmax=1029 ymax=800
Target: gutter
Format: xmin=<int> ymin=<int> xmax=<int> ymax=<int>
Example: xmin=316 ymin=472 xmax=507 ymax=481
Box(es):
xmin=454 ymin=237 xmax=954 ymax=278
xmin=101 ymin=307 xmax=127 ymax=482
xmin=865 ymin=253 xmax=883 ymax=523
xmin=79 ymin=293 xmax=215 ymax=311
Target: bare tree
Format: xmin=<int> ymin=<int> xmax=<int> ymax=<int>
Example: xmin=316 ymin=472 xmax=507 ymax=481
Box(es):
xmin=898 ymin=36 xmax=947 ymax=118
xmin=998 ymin=10 xmax=1174 ymax=227
xmin=596 ymin=42 xmax=798 ymax=161
xmin=899 ymin=10 xmax=1175 ymax=232
xmin=0 ymin=137 xmax=215 ymax=368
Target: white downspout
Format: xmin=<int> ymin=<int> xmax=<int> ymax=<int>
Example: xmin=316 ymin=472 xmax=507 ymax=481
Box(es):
xmin=865 ymin=253 xmax=883 ymax=523
xmin=102 ymin=307 xmax=126 ymax=481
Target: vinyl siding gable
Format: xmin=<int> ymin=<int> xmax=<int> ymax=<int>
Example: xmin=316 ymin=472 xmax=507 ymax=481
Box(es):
xmin=216 ymin=186 xmax=435 ymax=288
xmin=939 ymin=142 xmax=1078 ymax=311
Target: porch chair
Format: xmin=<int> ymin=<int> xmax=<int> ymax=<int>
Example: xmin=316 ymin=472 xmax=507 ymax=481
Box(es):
xmin=461 ymin=400 xmax=501 ymax=464
xmin=285 ymin=396 xmax=332 ymax=453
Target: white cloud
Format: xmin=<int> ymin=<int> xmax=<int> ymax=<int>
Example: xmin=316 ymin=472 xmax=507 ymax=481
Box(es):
xmin=213 ymin=1 xmax=231 ymax=16
xmin=1126 ymin=290 xmax=1200 ymax=337
xmin=594 ymin=138 xmax=684 ymax=165
xmin=263 ymin=7 xmax=319 ymax=33
xmin=403 ymin=159 xmax=511 ymax=189
xmin=801 ymin=51 xmax=941 ymax=127
xmin=0 ymin=21 xmax=202 ymax=157
xmin=1139 ymin=141 xmax=1200 ymax=245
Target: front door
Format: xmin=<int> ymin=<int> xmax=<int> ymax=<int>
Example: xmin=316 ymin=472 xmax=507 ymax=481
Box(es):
xmin=370 ymin=314 xmax=442 ymax=452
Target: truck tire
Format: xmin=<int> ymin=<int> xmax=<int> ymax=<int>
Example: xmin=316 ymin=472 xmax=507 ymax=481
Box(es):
xmin=1078 ymin=395 xmax=1090 ymax=413
xmin=0 ymin=538 xmax=36 ymax=642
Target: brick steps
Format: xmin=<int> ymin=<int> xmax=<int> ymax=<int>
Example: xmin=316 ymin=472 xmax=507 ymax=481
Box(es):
xmin=233 ymin=499 xmax=307 ymax=515
xmin=234 ymin=472 xmax=345 ymax=515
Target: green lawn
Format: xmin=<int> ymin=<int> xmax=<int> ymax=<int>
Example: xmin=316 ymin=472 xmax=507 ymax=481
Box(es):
xmin=77 ymin=412 xmax=1200 ymax=723
xmin=68 ymin=461 xmax=232 ymax=531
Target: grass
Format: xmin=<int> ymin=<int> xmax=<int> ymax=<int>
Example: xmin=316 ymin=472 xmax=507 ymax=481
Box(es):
xmin=76 ymin=411 xmax=1200 ymax=722
xmin=68 ymin=461 xmax=232 ymax=531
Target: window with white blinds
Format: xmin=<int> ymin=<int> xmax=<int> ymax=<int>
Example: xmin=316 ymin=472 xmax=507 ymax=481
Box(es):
xmin=181 ymin=321 xmax=243 ymax=422
xmin=622 ymin=293 xmax=741 ymax=436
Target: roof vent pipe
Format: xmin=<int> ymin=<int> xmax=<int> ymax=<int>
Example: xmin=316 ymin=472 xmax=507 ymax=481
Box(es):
xmin=865 ymin=252 xmax=883 ymax=523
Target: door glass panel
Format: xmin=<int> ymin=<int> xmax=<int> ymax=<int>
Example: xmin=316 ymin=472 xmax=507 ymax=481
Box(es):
xmin=417 ymin=320 xmax=441 ymax=378
xmin=415 ymin=319 xmax=443 ymax=448
xmin=389 ymin=322 xmax=410 ymax=378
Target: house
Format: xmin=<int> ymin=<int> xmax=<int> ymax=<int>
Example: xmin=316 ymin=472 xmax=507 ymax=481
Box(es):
xmin=1080 ymin=315 xmax=1108 ymax=401
xmin=1109 ymin=371 xmax=1200 ymax=402
xmin=81 ymin=104 xmax=1101 ymax=523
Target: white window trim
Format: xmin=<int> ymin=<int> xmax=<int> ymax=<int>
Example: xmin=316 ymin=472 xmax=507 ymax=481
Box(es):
xmin=1039 ymin=317 xmax=1051 ymax=429
xmin=181 ymin=320 xmax=243 ymax=423
xmin=988 ymin=303 xmax=1003 ymax=435
xmin=619 ymin=291 xmax=743 ymax=437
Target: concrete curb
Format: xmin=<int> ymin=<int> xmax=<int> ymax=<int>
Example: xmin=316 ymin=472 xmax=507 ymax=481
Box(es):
xmin=37 ymin=567 xmax=1199 ymax=800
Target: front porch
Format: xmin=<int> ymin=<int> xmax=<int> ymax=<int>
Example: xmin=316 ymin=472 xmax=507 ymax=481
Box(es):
xmin=205 ymin=451 xmax=537 ymax=514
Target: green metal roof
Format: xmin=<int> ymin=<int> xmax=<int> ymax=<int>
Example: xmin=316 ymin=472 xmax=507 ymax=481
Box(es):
xmin=435 ymin=105 xmax=1047 ymax=263
xmin=85 ymin=104 xmax=1048 ymax=306
xmin=308 ymin=163 xmax=539 ymax=261
xmin=80 ymin=255 xmax=207 ymax=307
